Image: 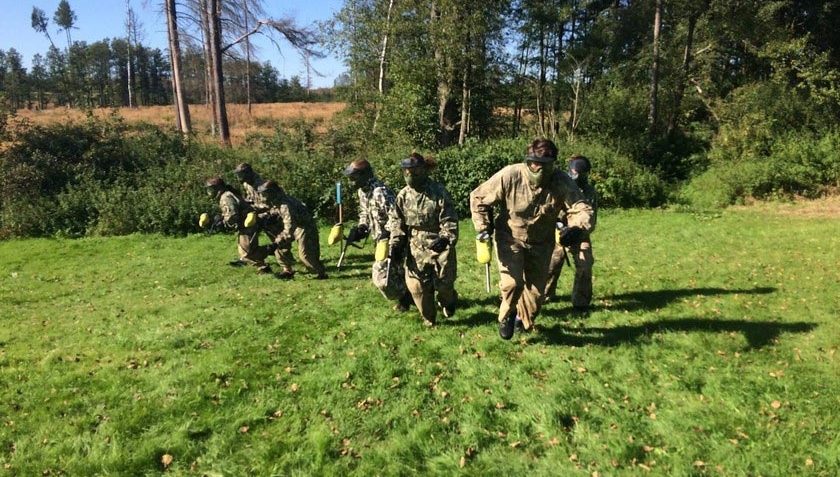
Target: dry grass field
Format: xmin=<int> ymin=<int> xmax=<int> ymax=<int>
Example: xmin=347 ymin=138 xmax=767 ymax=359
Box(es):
xmin=11 ymin=102 xmax=346 ymax=146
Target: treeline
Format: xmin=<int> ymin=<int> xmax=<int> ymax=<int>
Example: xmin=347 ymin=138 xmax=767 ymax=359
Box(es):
xmin=0 ymin=43 xmax=324 ymax=110
xmin=325 ymin=0 xmax=840 ymax=186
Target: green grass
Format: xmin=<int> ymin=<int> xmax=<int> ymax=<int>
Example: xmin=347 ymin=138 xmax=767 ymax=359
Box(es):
xmin=1 ymin=207 xmax=838 ymax=476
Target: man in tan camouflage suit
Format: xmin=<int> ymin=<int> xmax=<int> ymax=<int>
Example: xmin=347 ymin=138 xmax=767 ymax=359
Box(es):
xmin=386 ymin=153 xmax=459 ymax=326
xmin=204 ymin=177 xmax=273 ymax=274
xmin=470 ymin=139 xmax=593 ymax=340
xmin=545 ymin=155 xmax=598 ymax=308
xmin=342 ymin=158 xmax=413 ymax=312
xmin=257 ymin=181 xmax=328 ymax=279
xmin=234 ymin=162 xmax=267 ymax=211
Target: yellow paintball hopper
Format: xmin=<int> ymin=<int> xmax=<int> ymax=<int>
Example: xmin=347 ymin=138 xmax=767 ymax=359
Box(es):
xmin=199 ymin=212 xmax=210 ymax=228
xmin=476 ymin=237 xmax=492 ymax=264
xmin=328 ymin=223 xmax=344 ymax=245
xmin=244 ymin=212 xmax=257 ymax=228
xmin=374 ymin=239 xmax=389 ymax=262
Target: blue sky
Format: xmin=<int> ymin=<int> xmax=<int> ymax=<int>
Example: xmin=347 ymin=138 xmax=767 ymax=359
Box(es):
xmin=0 ymin=0 xmax=345 ymax=88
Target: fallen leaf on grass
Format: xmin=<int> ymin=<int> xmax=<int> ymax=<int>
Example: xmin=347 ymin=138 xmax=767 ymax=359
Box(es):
xmin=161 ymin=454 xmax=173 ymax=468
xmin=771 ymin=400 xmax=781 ymax=409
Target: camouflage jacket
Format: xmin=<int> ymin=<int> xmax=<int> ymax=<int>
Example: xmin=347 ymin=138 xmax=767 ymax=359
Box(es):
xmin=219 ymin=190 xmax=251 ymax=230
xmin=357 ymin=177 xmax=397 ymax=240
xmin=241 ymin=174 xmax=267 ymax=212
xmin=263 ymin=193 xmax=316 ymax=244
xmin=387 ymin=179 xmax=459 ymax=267
xmin=470 ymin=163 xmax=593 ymax=245
xmin=557 ymin=180 xmax=599 ymax=233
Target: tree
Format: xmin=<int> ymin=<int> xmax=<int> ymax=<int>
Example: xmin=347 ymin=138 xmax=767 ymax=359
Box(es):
xmin=165 ymin=0 xmax=191 ymax=135
xmin=53 ymin=0 xmax=78 ymax=50
xmin=31 ymin=7 xmax=56 ymax=49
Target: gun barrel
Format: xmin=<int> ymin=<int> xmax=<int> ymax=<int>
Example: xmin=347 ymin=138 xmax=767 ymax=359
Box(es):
xmin=484 ymin=263 xmax=491 ymax=293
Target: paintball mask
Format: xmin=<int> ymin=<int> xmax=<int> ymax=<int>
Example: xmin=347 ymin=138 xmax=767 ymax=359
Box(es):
xmin=524 ymin=155 xmax=555 ymax=186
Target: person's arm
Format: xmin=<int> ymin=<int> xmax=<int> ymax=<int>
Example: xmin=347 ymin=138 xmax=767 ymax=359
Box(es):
xmin=469 ymin=172 xmax=504 ymax=233
xmin=438 ymin=188 xmax=459 ymax=245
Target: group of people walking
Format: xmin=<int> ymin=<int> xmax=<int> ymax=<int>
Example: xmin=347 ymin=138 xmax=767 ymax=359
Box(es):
xmin=202 ymin=138 xmax=598 ymax=341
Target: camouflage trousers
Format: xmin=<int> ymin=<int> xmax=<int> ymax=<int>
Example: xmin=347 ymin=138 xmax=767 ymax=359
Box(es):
xmin=544 ymin=240 xmax=594 ymax=307
xmin=495 ymin=236 xmax=554 ymax=330
xmin=273 ymin=226 xmax=326 ymax=276
xmin=237 ymin=225 xmax=269 ymax=268
xmin=405 ymin=247 xmax=457 ymax=322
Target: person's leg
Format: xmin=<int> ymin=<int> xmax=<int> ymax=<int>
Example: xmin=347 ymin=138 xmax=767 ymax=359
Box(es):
xmin=571 ymin=240 xmax=594 ymax=308
xmin=434 ymin=248 xmax=457 ymax=317
xmin=405 ymin=266 xmax=436 ymax=325
xmin=495 ymin=237 xmax=525 ymax=323
xmin=516 ymin=242 xmax=553 ymax=329
xmin=237 ymin=227 xmax=270 ymax=272
xmin=297 ymin=227 xmax=328 ymax=278
xmin=544 ymin=244 xmax=566 ymax=302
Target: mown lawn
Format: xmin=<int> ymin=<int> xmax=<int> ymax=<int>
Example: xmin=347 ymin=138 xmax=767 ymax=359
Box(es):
xmin=1 ymin=206 xmax=837 ymax=476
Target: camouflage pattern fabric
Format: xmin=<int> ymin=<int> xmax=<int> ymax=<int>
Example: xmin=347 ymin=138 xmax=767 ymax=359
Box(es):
xmin=357 ymin=177 xmax=397 ymax=240
xmin=372 ymin=259 xmax=407 ymax=300
xmin=262 ymin=192 xmax=326 ymax=276
xmin=218 ymin=190 xmax=268 ymax=268
xmin=387 ymin=179 xmax=459 ymax=322
xmin=241 ymin=174 xmax=267 ymax=212
xmin=546 ymin=179 xmax=598 ymax=305
xmin=470 ymin=164 xmax=594 ymax=328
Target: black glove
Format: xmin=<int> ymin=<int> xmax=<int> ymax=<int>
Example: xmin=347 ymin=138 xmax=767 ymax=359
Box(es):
xmin=211 ymin=214 xmax=224 ymax=229
xmin=476 ymin=230 xmax=492 ymax=241
xmin=559 ymin=226 xmax=585 ymax=247
xmin=346 ymin=224 xmax=370 ymax=243
xmin=429 ymin=236 xmax=450 ymax=253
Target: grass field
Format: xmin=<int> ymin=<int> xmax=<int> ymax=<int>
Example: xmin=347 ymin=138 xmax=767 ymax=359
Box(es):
xmin=1 ymin=204 xmax=838 ymax=476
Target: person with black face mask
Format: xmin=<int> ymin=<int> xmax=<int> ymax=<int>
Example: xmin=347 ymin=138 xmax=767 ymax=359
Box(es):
xmin=544 ymin=155 xmax=598 ymax=309
xmin=470 ymin=139 xmax=594 ymax=340
xmin=385 ymin=153 xmax=459 ymax=327
xmin=342 ymin=158 xmax=413 ymax=312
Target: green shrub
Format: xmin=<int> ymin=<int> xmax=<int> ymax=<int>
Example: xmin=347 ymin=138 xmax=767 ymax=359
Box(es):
xmin=681 ymin=129 xmax=840 ymax=209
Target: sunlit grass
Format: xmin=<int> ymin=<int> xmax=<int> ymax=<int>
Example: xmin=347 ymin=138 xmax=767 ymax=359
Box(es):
xmin=1 ymin=206 xmax=838 ymax=476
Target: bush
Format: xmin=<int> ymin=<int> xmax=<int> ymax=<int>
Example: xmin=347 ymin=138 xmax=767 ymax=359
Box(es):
xmin=680 ymin=129 xmax=840 ymax=209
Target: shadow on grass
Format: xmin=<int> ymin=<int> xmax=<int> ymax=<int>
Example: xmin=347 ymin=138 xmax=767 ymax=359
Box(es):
xmin=596 ymin=286 xmax=777 ymax=312
xmin=532 ymin=318 xmax=816 ymax=350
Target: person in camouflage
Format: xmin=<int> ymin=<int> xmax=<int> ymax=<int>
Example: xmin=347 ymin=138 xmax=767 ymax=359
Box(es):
xmin=204 ymin=177 xmax=273 ymax=274
xmin=342 ymin=158 xmax=413 ymax=312
xmin=469 ymin=139 xmax=594 ymax=340
xmin=257 ymin=180 xmax=328 ymax=279
xmin=544 ymin=155 xmax=598 ymax=308
xmin=386 ymin=153 xmax=459 ymax=326
xmin=234 ymin=162 xmax=267 ymax=212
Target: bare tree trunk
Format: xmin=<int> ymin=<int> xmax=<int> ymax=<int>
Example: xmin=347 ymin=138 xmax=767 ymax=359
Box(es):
xmin=243 ymin=0 xmax=252 ymax=115
xmin=378 ymin=0 xmax=395 ymax=95
xmin=458 ymin=67 xmax=470 ymax=146
xmin=200 ymin=0 xmax=217 ymax=137
xmin=165 ymin=0 xmax=191 ymax=135
xmin=431 ymin=2 xmax=459 ymax=147
xmin=537 ymin=26 xmax=547 ymax=138
xmin=667 ymin=2 xmax=708 ymax=136
xmin=209 ymin=0 xmax=231 ymax=146
xmin=648 ymin=0 xmax=662 ymax=136
xmin=125 ymin=0 xmax=134 ymax=108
